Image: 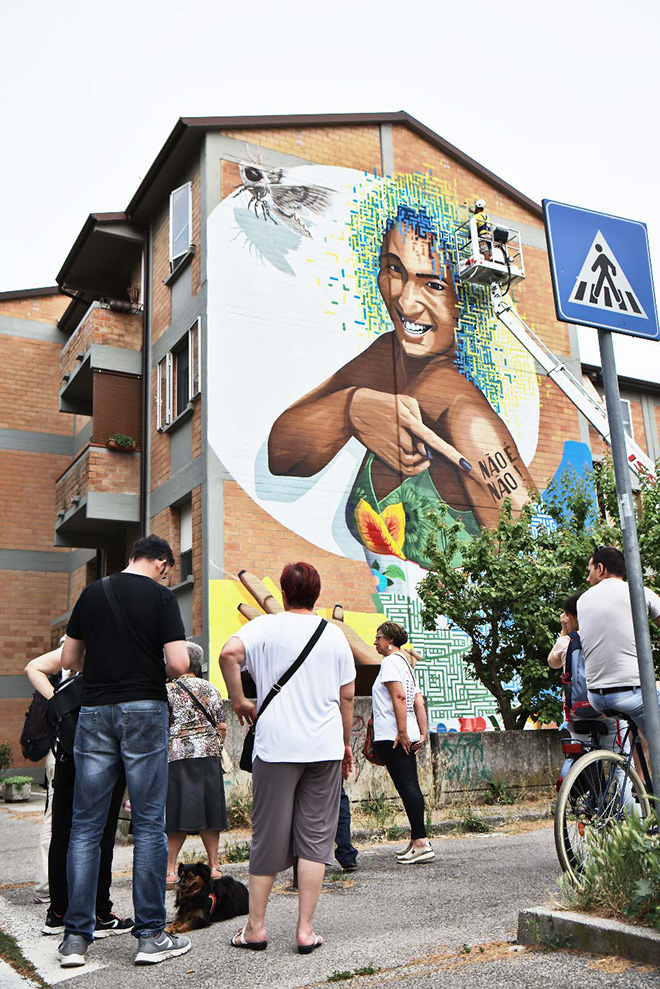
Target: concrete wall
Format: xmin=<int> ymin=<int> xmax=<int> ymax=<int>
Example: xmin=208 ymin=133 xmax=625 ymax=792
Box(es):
xmin=220 ymin=697 xmax=562 ymax=806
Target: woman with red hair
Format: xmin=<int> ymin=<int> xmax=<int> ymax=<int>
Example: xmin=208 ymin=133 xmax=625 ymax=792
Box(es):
xmin=220 ymin=562 xmax=355 ymax=954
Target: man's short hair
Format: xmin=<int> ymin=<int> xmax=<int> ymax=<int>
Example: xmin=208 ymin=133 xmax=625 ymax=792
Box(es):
xmin=590 ymin=546 xmax=626 ymax=578
xmin=280 ymin=562 xmax=321 ymax=610
xmin=129 ymin=534 xmax=175 ymax=568
xmin=563 ymin=592 xmax=581 ymax=618
xmin=186 ymin=642 xmax=204 ymax=677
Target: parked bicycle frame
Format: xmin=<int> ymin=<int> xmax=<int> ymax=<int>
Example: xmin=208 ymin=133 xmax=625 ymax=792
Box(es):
xmin=554 ymin=718 xmax=653 ymax=881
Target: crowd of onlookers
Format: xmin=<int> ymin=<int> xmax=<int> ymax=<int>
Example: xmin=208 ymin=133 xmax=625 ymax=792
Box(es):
xmin=23 ymin=538 xmax=432 ymax=967
xmin=27 ymin=533 xmax=659 ymax=970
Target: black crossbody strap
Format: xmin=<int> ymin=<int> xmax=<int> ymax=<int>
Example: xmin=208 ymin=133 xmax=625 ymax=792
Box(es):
xmin=257 ymin=618 xmax=327 ymax=720
xmin=102 ymin=575 xmax=158 ymax=659
xmin=175 ymin=679 xmax=217 ymax=729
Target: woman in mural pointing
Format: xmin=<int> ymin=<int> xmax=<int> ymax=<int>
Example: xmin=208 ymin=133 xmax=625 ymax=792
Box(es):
xmin=268 ymin=205 xmax=535 ymax=569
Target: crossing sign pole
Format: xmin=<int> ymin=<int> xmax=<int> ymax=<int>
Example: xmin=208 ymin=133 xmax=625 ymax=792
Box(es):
xmin=544 ymin=200 xmax=660 ymax=787
xmin=598 ymin=329 xmax=660 ymax=787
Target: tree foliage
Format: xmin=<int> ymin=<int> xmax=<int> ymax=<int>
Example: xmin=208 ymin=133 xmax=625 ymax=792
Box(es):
xmin=417 ymin=460 xmax=660 ymax=730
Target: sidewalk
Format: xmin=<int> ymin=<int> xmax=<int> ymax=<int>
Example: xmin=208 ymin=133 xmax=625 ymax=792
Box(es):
xmin=0 ymin=792 xmax=656 ymax=988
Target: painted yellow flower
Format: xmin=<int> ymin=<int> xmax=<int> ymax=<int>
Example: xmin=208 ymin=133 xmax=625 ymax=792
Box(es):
xmin=354 ymin=499 xmax=406 ymax=559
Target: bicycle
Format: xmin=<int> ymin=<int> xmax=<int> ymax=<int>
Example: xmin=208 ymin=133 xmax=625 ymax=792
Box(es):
xmin=554 ymin=717 xmax=654 ymax=881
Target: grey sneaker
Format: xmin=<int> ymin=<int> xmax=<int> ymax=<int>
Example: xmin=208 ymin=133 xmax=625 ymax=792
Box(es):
xmin=58 ymin=934 xmax=89 ymax=967
xmin=134 ymin=930 xmax=192 ymax=965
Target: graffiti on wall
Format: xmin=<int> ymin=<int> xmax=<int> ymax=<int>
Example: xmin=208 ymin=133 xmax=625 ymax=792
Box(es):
xmin=207 ymin=163 xmax=545 ymax=725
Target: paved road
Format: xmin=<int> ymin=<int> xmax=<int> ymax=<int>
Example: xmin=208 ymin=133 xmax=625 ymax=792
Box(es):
xmin=0 ymin=797 xmax=657 ymax=988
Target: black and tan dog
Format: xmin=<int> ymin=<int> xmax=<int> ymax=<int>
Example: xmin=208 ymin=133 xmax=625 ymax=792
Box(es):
xmin=167 ymin=863 xmax=249 ymax=934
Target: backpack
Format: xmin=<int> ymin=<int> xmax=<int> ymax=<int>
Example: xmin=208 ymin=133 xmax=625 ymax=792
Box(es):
xmin=561 ymin=630 xmax=600 ymax=722
xmin=46 ymin=673 xmax=83 ymax=756
xmin=20 ymin=690 xmax=57 ymax=762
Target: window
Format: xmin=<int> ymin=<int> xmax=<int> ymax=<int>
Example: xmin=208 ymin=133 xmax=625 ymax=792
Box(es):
xmin=180 ymin=500 xmax=193 ymax=581
xmin=169 ymin=182 xmax=192 ymax=267
xmin=620 ymin=399 xmax=634 ymax=439
xmin=156 ymin=319 xmax=201 ymax=430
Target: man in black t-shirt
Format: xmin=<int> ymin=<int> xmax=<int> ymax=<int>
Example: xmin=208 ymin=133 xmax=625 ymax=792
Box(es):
xmin=57 ymin=535 xmax=191 ymax=969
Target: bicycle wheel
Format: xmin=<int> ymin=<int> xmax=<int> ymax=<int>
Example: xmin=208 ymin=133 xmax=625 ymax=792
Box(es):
xmin=555 ymin=749 xmax=651 ymax=881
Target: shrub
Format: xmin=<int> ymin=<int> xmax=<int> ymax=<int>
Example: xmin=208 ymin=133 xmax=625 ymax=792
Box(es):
xmin=364 ymin=788 xmax=396 ymax=829
xmin=2 ymin=776 xmax=32 ymax=787
xmin=0 ymin=741 xmax=12 ymax=777
xmin=558 ymin=810 xmax=660 ymax=928
xmin=226 ymin=784 xmax=252 ymax=830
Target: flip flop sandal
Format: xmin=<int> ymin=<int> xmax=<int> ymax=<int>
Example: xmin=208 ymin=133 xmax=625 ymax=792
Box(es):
xmin=210 ymin=869 xmax=223 ymax=880
xmin=165 ymin=874 xmax=178 ymax=890
xmin=231 ymin=928 xmax=267 ymax=951
xmin=298 ymin=933 xmax=323 ymax=955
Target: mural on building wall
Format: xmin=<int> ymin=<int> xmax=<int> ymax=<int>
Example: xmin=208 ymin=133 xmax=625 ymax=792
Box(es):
xmin=207 ymin=162 xmax=549 ymax=728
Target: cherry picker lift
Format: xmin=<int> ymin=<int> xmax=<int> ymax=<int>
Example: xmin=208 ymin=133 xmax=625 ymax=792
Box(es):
xmin=454 ymin=204 xmax=655 ymax=480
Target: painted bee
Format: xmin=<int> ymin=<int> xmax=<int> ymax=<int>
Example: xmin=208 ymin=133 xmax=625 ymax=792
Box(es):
xmin=233 ymin=163 xmax=332 ymax=238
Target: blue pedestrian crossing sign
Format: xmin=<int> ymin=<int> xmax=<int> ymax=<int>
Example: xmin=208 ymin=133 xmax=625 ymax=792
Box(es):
xmin=543 ymin=199 xmax=659 ymax=340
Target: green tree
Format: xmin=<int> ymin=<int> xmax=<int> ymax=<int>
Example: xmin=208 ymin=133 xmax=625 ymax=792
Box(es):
xmin=418 ymin=468 xmax=616 ymax=730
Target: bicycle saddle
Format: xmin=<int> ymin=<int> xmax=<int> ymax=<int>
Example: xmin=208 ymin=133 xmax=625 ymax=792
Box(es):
xmin=571 ymin=719 xmax=610 ymax=735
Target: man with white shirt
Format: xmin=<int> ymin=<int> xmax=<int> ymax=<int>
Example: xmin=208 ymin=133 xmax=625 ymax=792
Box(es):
xmin=578 ymin=546 xmax=660 ymax=744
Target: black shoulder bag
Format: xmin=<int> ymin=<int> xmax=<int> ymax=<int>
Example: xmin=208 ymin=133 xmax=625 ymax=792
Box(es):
xmin=239 ymin=618 xmax=327 ymax=773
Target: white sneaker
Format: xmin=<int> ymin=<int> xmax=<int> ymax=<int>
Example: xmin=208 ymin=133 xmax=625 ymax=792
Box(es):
xmin=397 ymin=842 xmax=435 ymax=864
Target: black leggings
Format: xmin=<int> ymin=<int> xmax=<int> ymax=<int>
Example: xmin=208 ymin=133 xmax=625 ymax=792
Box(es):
xmin=49 ymin=748 xmax=125 ymax=918
xmin=375 ymin=741 xmax=426 ymax=840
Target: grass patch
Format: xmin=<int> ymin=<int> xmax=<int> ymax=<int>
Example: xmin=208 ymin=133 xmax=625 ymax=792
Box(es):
xmin=557 ymin=810 xmax=660 ymax=928
xmin=327 ymin=966 xmax=380 ymax=982
xmin=458 ymin=803 xmax=493 ymax=834
xmin=0 ymin=928 xmax=47 ymax=987
xmin=483 ymin=779 xmax=518 ymax=806
xmin=181 ymin=849 xmax=208 ymax=864
xmin=222 ymin=840 xmax=251 ymax=863
xmin=226 ymin=784 xmax=252 ymax=830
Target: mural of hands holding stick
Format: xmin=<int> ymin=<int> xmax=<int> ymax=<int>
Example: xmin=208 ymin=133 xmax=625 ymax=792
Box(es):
xmin=268 ymin=207 xmax=535 ymax=569
xmin=235 ymin=569 xmax=422 ymax=669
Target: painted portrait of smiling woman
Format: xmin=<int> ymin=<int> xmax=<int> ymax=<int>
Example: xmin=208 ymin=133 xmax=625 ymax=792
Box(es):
xmin=268 ymin=205 xmax=535 ymax=569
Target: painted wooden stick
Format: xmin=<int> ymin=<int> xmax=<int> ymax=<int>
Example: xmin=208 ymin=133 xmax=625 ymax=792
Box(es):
xmin=238 ymin=570 xmax=283 ymax=613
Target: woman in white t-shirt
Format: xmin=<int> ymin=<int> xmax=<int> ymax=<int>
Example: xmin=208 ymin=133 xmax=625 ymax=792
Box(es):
xmin=372 ymin=622 xmax=434 ymax=864
xmin=220 ymin=562 xmax=356 ymax=954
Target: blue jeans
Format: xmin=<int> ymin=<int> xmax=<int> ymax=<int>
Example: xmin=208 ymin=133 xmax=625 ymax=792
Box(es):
xmin=334 ymin=785 xmax=358 ymax=868
xmin=587 ymin=685 xmax=660 ymax=740
xmin=64 ymin=701 xmax=169 ymax=942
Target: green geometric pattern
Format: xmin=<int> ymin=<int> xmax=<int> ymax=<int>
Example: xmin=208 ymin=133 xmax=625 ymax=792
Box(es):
xmin=378 ymin=590 xmax=498 ymax=727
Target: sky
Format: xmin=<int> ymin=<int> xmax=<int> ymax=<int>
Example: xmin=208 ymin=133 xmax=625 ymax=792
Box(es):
xmin=2 ymin=0 xmax=659 ymax=371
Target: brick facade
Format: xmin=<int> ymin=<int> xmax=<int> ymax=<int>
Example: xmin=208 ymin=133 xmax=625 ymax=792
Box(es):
xmin=60 ymin=306 xmax=142 ymax=381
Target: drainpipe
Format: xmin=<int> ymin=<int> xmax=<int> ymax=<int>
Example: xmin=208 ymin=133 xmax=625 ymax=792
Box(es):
xmin=139 ymin=229 xmax=150 ymax=537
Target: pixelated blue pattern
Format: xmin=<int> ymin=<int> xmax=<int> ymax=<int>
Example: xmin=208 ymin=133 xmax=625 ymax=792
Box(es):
xmin=347 ymin=172 xmax=505 ymax=413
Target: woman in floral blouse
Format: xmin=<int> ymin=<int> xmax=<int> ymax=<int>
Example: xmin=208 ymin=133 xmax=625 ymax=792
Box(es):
xmin=165 ymin=642 xmax=228 ymax=888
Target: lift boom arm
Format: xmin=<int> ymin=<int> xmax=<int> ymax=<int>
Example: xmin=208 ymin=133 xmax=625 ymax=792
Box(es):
xmin=490 ymin=284 xmax=655 ymax=479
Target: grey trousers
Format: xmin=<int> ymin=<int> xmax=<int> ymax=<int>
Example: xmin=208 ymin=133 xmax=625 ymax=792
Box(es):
xmin=249 ymin=757 xmax=342 ymax=875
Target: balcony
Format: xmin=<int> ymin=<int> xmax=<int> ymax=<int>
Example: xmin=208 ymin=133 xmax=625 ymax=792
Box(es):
xmin=60 ymin=304 xmax=142 ymax=416
xmin=55 ymin=445 xmax=140 ymax=548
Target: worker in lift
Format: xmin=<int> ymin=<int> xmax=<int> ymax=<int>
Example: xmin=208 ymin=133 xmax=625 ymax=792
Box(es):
xmin=473 ymin=199 xmax=492 ymax=260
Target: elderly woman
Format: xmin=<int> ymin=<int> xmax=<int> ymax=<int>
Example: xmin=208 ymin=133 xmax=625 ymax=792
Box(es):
xmin=220 ymin=562 xmax=355 ymax=954
xmin=372 ymin=621 xmax=433 ymax=864
xmin=166 ymin=642 xmax=228 ymax=888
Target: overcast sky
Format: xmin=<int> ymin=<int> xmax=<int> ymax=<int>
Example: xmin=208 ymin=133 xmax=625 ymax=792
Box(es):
xmin=2 ymin=0 xmax=659 ymax=373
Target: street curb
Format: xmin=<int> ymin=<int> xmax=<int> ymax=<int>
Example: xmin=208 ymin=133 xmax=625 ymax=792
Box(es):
xmin=518 ymin=907 xmax=660 ymax=966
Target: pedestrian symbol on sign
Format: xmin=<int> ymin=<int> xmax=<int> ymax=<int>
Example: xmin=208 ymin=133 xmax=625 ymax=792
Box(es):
xmin=569 ymin=232 xmax=647 ymax=318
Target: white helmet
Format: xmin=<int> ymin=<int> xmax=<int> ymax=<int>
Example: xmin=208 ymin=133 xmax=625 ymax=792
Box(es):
xmin=475 ymin=198 xmax=486 ymax=209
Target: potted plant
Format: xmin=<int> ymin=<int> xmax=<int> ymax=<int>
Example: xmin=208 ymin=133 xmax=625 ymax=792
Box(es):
xmin=2 ymin=775 xmax=32 ymax=802
xmin=106 ymin=433 xmax=136 ymax=452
